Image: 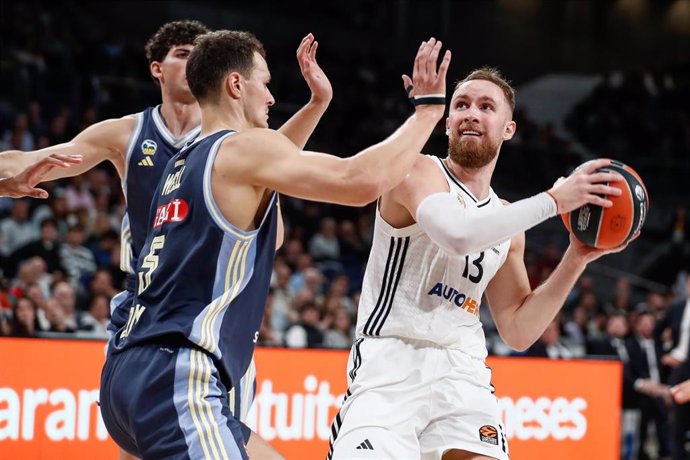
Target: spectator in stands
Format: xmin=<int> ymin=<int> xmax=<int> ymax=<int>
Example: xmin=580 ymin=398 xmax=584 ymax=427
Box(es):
xmin=525 ymin=319 xmax=574 ymax=359
xmin=323 ymin=308 xmax=354 ymax=349
xmin=24 ymin=282 xmax=50 ymax=331
xmin=8 ymin=217 xmax=64 ymax=278
xmin=627 ymin=311 xmax=672 ymax=460
xmin=43 ymin=297 xmax=75 ymax=333
xmin=78 ymin=294 xmax=110 ymax=338
xmin=52 ymin=280 xmax=79 ymax=331
xmin=309 ymin=217 xmax=341 ymax=275
xmin=270 ymin=262 xmax=294 ymax=337
xmin=0 ymin=297 xmax=38 ymax=337
xmin=0 ymin=199 xmax=37 ymax=256
xmin=284 ymin=302 xmax=324 ymax=349
xmin=59 ymin=224 xmax=96 ymax=286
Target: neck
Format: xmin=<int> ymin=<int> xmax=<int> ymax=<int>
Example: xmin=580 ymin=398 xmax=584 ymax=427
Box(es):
xmin=158 ymin=97 xmax=201 ymax=137
xmin=199 ymin=100 xmax=253 ymax=138
xmin=443 ymin=155 xmax=498 ymax=200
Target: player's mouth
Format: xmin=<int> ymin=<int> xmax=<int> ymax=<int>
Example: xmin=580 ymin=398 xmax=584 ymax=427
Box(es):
xmin=459 ymin=129 xmax=482 ymax=138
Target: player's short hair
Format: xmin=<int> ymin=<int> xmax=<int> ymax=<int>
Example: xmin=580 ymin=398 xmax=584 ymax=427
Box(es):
xmin=455 ymin=67 xmax=516 ymax=114
xmin=186 ymin=30 xmax=266 ymax=104
xmin=145 ymin=20 xmax=210 ymax=64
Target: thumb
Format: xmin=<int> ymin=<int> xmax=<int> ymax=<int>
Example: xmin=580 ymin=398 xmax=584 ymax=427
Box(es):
xmin=402 ymin=74 xmax=412 ymax=91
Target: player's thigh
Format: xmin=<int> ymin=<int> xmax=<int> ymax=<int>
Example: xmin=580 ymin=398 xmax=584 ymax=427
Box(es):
xmin=330 ymin=338 xmax=432 ymax=459
xmin=420 ymin=352 xmax=508 ymax=460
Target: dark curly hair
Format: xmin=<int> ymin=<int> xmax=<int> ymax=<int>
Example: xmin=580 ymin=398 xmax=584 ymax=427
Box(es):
xmin=144 ymin=20 xmax=210 ymax=64
xmin=186 ymin=30 xmax=266 ymax=104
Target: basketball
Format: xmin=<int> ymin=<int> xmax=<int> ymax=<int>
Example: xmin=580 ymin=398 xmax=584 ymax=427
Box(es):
xmin=561 ymin=160 xmax=649 ymax=249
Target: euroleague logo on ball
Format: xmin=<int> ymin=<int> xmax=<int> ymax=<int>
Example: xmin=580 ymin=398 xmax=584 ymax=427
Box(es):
xmin=562 ymin=159 xmax=649 ymax=249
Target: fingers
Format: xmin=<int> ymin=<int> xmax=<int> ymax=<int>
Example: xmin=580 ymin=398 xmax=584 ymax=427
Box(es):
xmin=27 ymin=188 xmax=49 ymax=199
xmin=588 ymin=171 xmax=624 ymax=184
xmin=413 ymin=40 xmax=425 ymax=82
xmin=411 ymin=38 xmax=449 ymax=93
xmin=309 ymin=40 xmax=318 ymax=61
xmin=48 ymin=153 xmax=82 ymax=165
xmin=589 ymin=183 xmax=622 ymax=197
xmin=426 ymin=39 xmax=442 ymax=78
xmin=578 ymin=158 xmax=612 ymax=174
xmin=437 ymin=50 xmax=451 ymax=80
xmin=586 ymin=194 xmax=614 ymax=208
xmin=296 ymin=33 xmax=313 ymax=57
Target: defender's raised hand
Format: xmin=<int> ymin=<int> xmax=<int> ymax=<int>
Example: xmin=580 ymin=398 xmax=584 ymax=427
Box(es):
xmin=402 ymin=38 xmax=451 ymax=116
xmin=296 ymin=33 xmax=332 ymax=106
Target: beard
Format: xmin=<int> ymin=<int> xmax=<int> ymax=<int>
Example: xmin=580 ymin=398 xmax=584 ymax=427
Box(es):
xmin=447 ymin=134 xmax=500 ymax=169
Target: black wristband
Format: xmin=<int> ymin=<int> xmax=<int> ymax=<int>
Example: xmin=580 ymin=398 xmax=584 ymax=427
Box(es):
xmin=413 ymin=96 xmax=446 ymax=106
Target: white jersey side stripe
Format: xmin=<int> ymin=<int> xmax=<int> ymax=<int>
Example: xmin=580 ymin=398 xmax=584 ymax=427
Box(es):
xmin=363 ymin=236 xmax=410 ymax=336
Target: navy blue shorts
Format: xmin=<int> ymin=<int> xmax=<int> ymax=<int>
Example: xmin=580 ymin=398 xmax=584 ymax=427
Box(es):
xmin=100 ymin=343 xmax=251 ymax=459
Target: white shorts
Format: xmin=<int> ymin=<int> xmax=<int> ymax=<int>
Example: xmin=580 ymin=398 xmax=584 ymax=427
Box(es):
xmin=328 ymin=337 xmax=509 ymax=460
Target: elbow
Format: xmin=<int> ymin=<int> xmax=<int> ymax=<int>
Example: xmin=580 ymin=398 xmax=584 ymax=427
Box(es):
xmin=497 ymin=328 xmax=535 ymax=352
xmin=508 ymin=339 xmax=533 ymax=353
xmin=342 ymin=167 xmax=383 ymax=206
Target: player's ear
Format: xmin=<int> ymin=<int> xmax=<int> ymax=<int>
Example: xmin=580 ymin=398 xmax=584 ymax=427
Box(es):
xmin=503 ymin=120 xmax=516 ymax=141
xmin=226 ymin=71 xmax=242 ymax=99
xmin=150 ymin=61 xmax=163 ymax=85
xmin=445 ymin=118 xmax=450 ymax=136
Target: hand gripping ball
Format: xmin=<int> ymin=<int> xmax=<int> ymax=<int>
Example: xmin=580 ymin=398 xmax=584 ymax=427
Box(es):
xmin=561 ymin=160 xmax=649 ymax=249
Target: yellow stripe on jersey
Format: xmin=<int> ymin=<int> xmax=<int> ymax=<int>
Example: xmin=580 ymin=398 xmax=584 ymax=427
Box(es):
xmin=241 ymin=360 xmax=256 ymax=421
xmin=200 ymin=240 xmax=251 ymax=353
xmin=198 ymin=241 xmax=242 ymax=350
xmin=198 ymin=350 xmax=229 ymax=460
xmin=188 ymin=350 xmax=215 ymax=460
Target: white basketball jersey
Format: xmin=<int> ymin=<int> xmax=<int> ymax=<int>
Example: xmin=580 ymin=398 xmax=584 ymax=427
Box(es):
xmin=356 ymin=156 xmax=511 ymax=359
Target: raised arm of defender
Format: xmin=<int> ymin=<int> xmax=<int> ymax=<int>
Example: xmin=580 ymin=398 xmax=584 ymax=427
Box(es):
xmin=221 ymin=38 xmax=450 ymax=208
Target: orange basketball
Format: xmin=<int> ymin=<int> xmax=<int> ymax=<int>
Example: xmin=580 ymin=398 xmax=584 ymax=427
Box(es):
xmin=561 ymin=160 xmax=649 ymax=249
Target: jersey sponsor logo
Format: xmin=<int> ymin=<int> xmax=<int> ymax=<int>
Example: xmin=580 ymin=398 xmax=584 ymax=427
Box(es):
xmin=141 ymin=139 xmax=157 ymax=155
xmin=153 ymin=199 xmax=189 ymax=228
xmin=479 ymin=425 xmax=499 ymax=445
xmin=427 ymin=282 xmax=480 ymax=316
xmin=161 ymin=166 xmax=186 ymax=195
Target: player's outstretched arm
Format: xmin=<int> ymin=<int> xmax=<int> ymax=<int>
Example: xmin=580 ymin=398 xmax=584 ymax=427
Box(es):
xmin=277 ymin=33 xmax=332 ymax=149
xmin=0 ymin=153 xmax=83 ymax=198
xmin=0 ymin=116 xmax=134 ymax=182
xmin=486 ymin=232 xmax=634 ymax=351
xmin=230 ymin=38 xmax=450 ymax=206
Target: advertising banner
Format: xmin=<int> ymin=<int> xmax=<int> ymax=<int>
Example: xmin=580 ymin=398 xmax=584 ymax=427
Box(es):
xmin=0 ymin=338 xmax=621 ymax=459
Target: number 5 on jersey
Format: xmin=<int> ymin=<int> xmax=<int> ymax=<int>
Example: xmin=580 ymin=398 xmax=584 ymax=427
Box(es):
xmin=138 ymin=235 xmax=166 ymax=294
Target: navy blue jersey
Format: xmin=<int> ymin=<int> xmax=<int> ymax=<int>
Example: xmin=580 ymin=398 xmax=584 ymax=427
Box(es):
xmin=112 ymin=130 xmax=278 ymax=391
xmin=120 ymin=106 xmax=200 ymax=274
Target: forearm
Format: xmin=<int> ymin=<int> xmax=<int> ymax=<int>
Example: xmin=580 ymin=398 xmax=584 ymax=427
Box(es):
xmin=277 ymin=100 xmax=329 ymax=149
xmin=0 ymin=151 xmax=41 ymax=177
xmin=502 ymin=250 xmax=586 ymax=350
xmin=416 ymin=192 xmax=557 ymax=256
xmin=346 ymin=108 xmax=442 ymax=199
